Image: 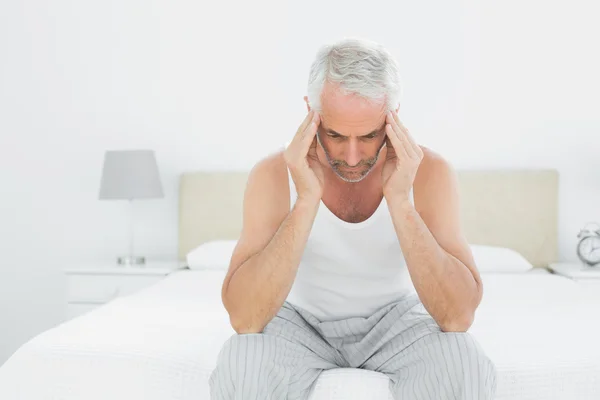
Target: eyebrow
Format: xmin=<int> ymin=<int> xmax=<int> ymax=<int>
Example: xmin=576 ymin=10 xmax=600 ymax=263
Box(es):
xmin=324 ymin=123 xmax=386 ymax=138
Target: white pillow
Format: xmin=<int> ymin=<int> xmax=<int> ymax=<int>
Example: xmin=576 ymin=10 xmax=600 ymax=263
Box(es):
xmin=186 ymin=241 xmax=532 ymax=272
xmin=470 ymin=244 xmax=533 ymax=273
xmin=186 ymin=240 xmax=238 ymax=270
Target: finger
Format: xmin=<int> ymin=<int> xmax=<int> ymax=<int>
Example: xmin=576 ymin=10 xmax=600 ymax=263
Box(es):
xmin=290 ymin=111 xmax=316 ymax=154
xmin=303 ymin=110 xmax=316 ymax=130
xmin=386 ymin=113 xmax=410 ymax=158
xmin=295 ymin=110 xmax=314 ymax=140
xmin=302 ymin=112 xmax=320 ymax=156
xmin=307 ymin=135 xmax=318 ymax=160
xmin=308 ymin=115 xmax=320 ymax=155
xmin=385 ymin=122 xmax=408 ymax=160
xmin=384 ymin=136 xmax=396 ymax=161
xmin=387 ymin=112 xmax=417 ymax=159
xmin=391 ymin=112 xmax=420 ymax=155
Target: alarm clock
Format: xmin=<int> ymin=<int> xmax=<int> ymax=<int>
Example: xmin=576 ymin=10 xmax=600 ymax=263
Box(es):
xmin=576 ymin=222 xmax=600 ymax=266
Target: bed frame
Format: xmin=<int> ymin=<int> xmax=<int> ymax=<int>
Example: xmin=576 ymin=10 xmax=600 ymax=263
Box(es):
xmin=178 ymin=169 xmax=559 ymax=268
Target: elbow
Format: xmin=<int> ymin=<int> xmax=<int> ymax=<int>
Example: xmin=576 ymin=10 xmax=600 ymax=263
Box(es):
xmin=222 ymin=293 xmax=265 ymax=334
xmin=221 ymin=273 xmax=268 ymax=334
xmin=222 ymin=292 xmax=265 ymax=334
xmin=439 ymin=312 xmax=474 ymax=333
xmin=230 ymin=316 xmax=264 ymax=334
xmin=223 ymin=304 xmax=263 ymax=334
xmin=441 ymin=279 xmax=482 ymax=333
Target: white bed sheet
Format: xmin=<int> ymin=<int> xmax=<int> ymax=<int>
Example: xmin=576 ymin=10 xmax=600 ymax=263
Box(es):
xmin=0 ymin=268 xmax=599 ymax=400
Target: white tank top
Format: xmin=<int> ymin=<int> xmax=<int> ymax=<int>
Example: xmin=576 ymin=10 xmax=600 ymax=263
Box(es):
xmin=283 ymin=143 xmax=417 ymax=321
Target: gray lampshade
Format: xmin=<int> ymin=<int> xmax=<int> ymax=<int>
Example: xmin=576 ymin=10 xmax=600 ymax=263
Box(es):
xmin=98 ymin=150 xmax=164 ymax=200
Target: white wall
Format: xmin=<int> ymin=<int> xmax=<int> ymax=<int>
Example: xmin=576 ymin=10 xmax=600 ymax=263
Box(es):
xmin=1 ymin=0 xmax=599 ymax=365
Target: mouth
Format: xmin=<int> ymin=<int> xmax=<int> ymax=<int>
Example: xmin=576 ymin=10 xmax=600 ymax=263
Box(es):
xmin=341 ymin=166 xmax=364 ymax=171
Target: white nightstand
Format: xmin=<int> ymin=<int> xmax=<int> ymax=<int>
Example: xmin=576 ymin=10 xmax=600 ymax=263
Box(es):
xmin=547 ymin=262 xmax=600 ymax=290
xmin=64 ymin=260 xmax=187 ymax=320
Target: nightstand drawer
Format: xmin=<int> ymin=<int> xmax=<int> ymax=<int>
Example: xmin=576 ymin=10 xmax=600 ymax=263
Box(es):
xmin=67 ymin=274 xmax=163 ymax=303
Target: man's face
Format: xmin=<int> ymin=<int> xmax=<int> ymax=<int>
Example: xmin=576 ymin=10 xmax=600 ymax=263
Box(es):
xmin=313 ymin=82 xmax=389 ymax=183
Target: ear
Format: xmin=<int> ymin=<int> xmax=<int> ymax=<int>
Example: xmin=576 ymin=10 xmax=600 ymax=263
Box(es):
xmin=395 ymin=105 xmax=400 ymax=114
xmin=304 ymin=96 xmax=311 ymax=112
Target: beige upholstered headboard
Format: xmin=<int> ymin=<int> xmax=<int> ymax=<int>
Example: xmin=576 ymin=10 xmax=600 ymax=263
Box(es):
xmin=178 ymin=169 xmax=559 ymax=268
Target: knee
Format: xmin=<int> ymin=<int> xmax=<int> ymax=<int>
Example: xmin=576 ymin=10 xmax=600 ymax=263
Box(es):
xmin=209 ymin=334 xmax=264 ymax=397
xmin=435 ymin=332 xmax=497 ymax=399
xmin=210 ymin=334 xmax=264 ymax=380
xmin=209 ymin=333 xmax=297 ymax=400
xmin=388 ymin=331 xmax=497 ymax=400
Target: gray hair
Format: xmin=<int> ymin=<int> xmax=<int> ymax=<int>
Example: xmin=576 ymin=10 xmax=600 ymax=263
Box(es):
xmin=306 ymin=38 xmax=403 ymax=112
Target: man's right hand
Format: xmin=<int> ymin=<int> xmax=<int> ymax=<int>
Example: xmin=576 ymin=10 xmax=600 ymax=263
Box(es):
xmin=284 ymin=110 xmax=324 ymax=202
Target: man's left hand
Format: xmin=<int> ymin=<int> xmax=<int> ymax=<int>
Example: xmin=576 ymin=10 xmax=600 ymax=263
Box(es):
xmin=381 ymin=111 xmax=424 ymax=201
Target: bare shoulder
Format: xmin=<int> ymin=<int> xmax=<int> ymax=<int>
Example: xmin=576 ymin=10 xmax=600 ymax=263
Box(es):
xmin=413 ymin=146 xmax=458 ymax=212
xmin=247 ymin=150 xmax=290 ymax=207
xmin=419 ymin=145 xmax=451 ymax=168
xmin=240 ymin=149 xmax=291 ymax=237
xmin=415 ymin=145 xmax=454 ymax=182
xmin=225 ymin=149 xmax=290 ymax=284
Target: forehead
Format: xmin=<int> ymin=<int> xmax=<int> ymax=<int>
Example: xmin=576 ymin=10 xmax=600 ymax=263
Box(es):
xmin=320 ymin=82 xmax=387 ymax=134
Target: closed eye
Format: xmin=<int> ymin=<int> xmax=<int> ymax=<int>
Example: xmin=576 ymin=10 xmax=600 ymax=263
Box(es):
xmin=327 ymin=133 xmax=378 ymax=139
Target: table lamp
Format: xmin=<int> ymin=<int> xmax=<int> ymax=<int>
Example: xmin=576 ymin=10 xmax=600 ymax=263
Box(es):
xmin=98 ymin=149 xmax=164 ymax=266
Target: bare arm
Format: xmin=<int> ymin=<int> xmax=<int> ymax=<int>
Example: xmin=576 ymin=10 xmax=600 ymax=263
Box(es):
xmin=381 ymin=112 xmax=481 ymax=332
xmin=387 ymin=150 xmax=482 ymax=332
xmin=222 ymin=153 xmax=320 ymax=334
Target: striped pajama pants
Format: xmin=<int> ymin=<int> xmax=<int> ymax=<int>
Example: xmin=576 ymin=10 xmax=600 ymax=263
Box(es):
xmin=209 ymin=293 xmax=497 ymax=399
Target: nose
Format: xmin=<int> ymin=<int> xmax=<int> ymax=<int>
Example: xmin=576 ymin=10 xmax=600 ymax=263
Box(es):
xmin=345 ymin=139 xmax=361 ymax=167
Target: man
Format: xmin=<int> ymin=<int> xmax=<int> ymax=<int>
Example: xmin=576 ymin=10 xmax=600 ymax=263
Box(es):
xmin=209 ymin=38 xmax=497 ymax=399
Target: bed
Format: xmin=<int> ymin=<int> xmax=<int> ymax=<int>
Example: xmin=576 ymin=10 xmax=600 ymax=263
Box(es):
xmin=1 ymin=168 xmax=599 ymax=400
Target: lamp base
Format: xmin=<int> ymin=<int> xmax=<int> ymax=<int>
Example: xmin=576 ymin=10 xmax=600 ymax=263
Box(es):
xmin=117 ymin=256 xmax=146 ymax=266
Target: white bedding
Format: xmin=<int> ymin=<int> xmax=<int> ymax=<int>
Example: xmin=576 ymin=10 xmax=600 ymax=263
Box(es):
xmin=1 ymin=268 xmax=599 ymax=400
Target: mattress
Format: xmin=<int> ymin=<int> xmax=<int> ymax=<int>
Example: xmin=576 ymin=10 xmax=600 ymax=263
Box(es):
xmin=0 ymin=268 xmax=599 ymax=400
